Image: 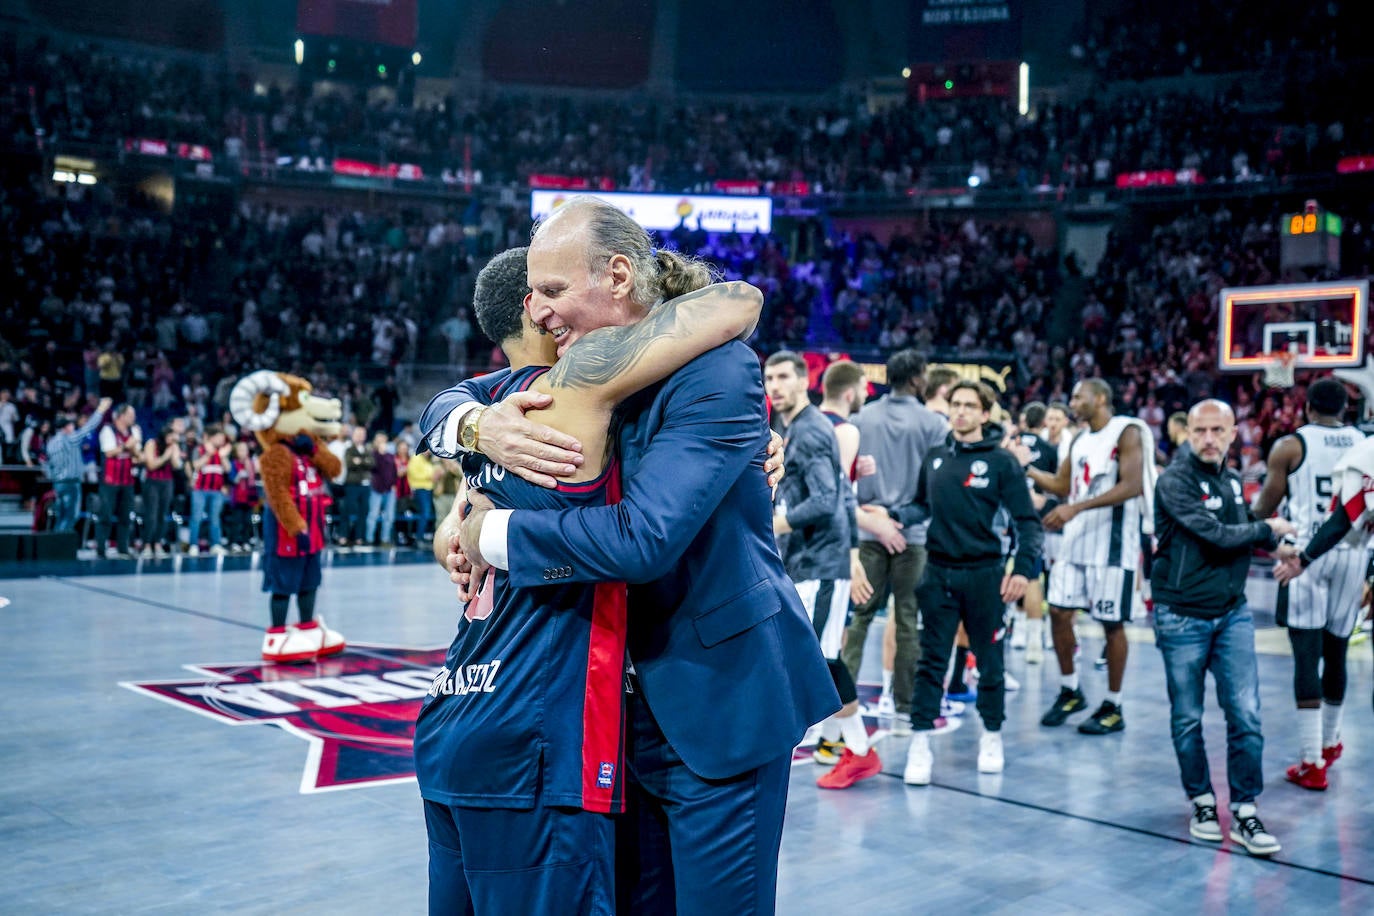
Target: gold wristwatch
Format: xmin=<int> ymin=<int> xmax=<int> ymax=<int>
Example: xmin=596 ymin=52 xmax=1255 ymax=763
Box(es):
xmin=458 ymin=406 xmax=486 ymax=452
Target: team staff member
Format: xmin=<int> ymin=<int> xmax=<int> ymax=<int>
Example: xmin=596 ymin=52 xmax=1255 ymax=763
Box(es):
xmin=901 ymin=382 xmax=1043 ymax=783
xmin=1152 ymin=399 xmax=1292 ymax=856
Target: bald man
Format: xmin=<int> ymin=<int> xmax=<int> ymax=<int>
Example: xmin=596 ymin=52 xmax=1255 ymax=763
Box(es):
xmin=1151 ymin=399 xmax=1293 ymax=856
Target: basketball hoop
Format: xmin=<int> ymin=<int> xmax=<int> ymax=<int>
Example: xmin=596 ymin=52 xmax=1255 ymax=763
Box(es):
xmin=1262 ymin=351 xmax=1297 ymax=389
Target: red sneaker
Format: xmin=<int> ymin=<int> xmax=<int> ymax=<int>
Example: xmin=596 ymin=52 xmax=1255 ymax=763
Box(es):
xmin=1322 ymin=743 xmax=1343 ymax=767
xmin=817 ymin=748 xmax=882 ymax=789
xmin=1285 ymin=761 xmax=1328 ymax=791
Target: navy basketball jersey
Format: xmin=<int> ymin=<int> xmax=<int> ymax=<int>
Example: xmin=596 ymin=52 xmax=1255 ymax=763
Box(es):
xmin=415 ymin=366 xmax=628 ymax=814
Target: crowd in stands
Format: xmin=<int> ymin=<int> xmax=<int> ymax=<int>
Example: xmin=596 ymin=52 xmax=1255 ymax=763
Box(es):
xmin=6 ymin=32 xmax=1373 ymax=197
xmin=1080 ymin=0 xmax=1360 ymax=82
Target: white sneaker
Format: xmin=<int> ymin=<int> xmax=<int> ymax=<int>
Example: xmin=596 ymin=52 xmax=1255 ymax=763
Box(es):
xmin=940 ymin=698 xmax=966 ymax=718
xmin=210 ymin=544 xmax=228 ymax=556
xmin=903 ymin=733 xmax=932 ymax=785
xmin=311 ymin=616 xmax=346 ymax=657
xmin=187 ymin=545 xmax=200 ymax=557
xmin=1004 ymin=672 xmax=1021 ymax=692
xmin=1229 ymin=804 xmax=1280 ymax=856
xmin=876 ymin=694 xmax=896 ymax=719
xmin=890 ymin=713 xmax=913 ymax=736
xmin=261 ymin=626 xmax=321 ymax=664
xmin=978 ymin=732 xmax=1005 ymax=773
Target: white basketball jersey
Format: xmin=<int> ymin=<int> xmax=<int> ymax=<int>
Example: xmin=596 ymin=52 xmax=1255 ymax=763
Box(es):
xmin=1062 ymin=416 xmax=1143 ymax=570
xmin=1287 ymin=423 xmax=1364 ymax=545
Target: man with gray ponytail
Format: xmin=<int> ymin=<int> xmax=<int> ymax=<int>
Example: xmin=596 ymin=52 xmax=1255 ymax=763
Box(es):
xmin=444 ymin=197 xmax=839 ymax=915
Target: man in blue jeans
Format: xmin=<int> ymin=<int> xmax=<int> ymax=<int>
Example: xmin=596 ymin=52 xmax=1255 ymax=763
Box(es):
xmin=44 ymin=398 xmax=111 ymax=532
xmin=1151 ymin=399 xmax=1294 ymax=856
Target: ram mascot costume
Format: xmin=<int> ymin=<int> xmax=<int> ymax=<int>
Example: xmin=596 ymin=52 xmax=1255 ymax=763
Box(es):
xmin=230 ymin=370 xmax=346 ymax=663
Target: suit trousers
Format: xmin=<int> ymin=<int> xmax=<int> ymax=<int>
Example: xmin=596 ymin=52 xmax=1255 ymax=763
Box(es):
xmin=615 ymin=686 xmax=791 ymax=916
xmin=841 ymin=541 xmax=925 ymax=713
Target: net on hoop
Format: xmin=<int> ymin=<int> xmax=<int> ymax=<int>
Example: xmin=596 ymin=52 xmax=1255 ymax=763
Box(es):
xmin=1262 ymin=351 xmax=1297 ymax=389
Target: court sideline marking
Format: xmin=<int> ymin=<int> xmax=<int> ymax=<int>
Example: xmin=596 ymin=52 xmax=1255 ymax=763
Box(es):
xmin=888 ymin=772 xmax=1374 ymax=887
xmin=48 ymin=576 xmax=268 ymax=631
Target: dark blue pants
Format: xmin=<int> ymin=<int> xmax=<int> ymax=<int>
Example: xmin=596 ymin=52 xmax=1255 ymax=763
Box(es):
xmin=1154 ymin=603 xmax=1264 ymax=803
xmin=424 ymin=798 xmax=614 ymax=916
xmin=615 ymin=687 xmax=791 ymax=916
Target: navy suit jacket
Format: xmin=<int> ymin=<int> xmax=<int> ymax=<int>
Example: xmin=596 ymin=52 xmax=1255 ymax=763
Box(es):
xmin=419 ymin=342 xmax=839 ymax=780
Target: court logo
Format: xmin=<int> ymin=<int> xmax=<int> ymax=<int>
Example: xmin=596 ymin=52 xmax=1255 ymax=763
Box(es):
xmin=121 ymin=643 xmax=447 ymax=793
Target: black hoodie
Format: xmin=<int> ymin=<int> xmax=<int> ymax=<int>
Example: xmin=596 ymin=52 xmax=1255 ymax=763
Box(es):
xmin=897 ymin=423 xmax=1043 ymax=578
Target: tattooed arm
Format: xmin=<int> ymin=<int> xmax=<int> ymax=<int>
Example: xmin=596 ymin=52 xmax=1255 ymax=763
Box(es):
xmin=540 ymin=280 xmax=763 ymax=407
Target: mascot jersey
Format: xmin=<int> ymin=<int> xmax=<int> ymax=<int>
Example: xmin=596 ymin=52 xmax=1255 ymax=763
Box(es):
xmin=414 ymin=366 xmax=628 ymax=814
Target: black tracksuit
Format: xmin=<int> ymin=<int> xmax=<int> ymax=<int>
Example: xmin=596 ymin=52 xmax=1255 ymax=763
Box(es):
xmin=899 ymin=423 xmax=1043 ymax=731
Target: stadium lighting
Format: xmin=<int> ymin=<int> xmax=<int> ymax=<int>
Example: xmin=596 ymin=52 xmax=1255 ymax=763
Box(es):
xmin=52 ymin=170 xmax=76 ymax=183
xmin=412 ymin=51 xmax=422 ymax=66
xmin=327 ymin=59 xmax=337 ymax=71
xmin=294 ymin=39 xmax=304 ymax=66
xmin=77 ymin=173 xmax=97 ymax=185
xmin=901 ymin=66 xmax=911 ymax=79
xmin=377 ymin=64 xmax=387 ymax=77
xmin=967 ymin=175 xmax=981 ymax=188
xmin=1018 ymin=62 xmax=1030 ymax=116
xmin=944 ymin=79 xmax=954 ymax=90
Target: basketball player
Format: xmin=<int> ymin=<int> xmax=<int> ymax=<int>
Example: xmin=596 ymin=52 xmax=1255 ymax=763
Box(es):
xmin=437 ymin=198 xmax=838 ymax=916
xmin=817 ymin=360 xmax=879 ymax=718
xmin=767 ymin=351 xmax=880 ymax=789
xmin=1013 ymin=379 xmax=1155 ymax=734
xmin=417 ymin=251 xmax=765 ymax=912
xmin=1255 ymin=378 xmax=1366 ymax=790
xmin=1010 ymin=401 xmax=1058 ymax=664
xmin=923 ymin=365 xmax=958 ymax=418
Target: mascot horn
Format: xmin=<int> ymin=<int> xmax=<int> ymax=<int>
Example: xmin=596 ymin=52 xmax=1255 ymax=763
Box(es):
xmin=230 ymin=371 xmax=346 ymax=663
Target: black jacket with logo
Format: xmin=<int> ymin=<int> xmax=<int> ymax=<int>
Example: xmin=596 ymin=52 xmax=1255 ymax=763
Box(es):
xmin=1151 ymin=452 xmax=1277 ymax=618
xmin=896 ymin=423 xmax=1042 ymax=578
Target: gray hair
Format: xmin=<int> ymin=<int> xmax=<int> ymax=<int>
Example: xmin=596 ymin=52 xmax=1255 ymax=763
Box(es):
xmin=533 ymin=197 xmax=717 ymax=307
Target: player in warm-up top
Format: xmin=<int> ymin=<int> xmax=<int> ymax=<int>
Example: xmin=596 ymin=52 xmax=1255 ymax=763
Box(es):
xmin=414 ymin=258 xmax=762 ymax=915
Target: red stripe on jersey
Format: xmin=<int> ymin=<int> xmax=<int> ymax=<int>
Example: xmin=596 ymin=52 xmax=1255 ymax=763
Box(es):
xmin=103 ymin=427 xmax=134 ymax=486
xmin=1344 ymin=491 xmax=1365 ymax=523
xmin=580 ymin=461 xmax=626 ymax=813
xmin=194 ymin=446 xmax=226 ymax=491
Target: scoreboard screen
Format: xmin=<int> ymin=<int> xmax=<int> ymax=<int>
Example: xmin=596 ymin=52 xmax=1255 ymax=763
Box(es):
xmin=1218 ymin=281 xmax=1368 ymax=371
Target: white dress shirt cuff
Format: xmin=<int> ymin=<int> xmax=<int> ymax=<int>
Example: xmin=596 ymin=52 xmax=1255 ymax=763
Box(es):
xmin=480 ymin=509 xmax=513 ymax=570
xmin=431 ymin=400 xmax=480 ymax=458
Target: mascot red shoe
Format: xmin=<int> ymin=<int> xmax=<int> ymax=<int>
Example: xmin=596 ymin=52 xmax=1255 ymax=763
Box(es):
xmin=229 ymin=370 xmax=345 ymax=664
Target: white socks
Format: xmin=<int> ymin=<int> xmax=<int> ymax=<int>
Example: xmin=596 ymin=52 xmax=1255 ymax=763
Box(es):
xmin=1105 ymin=690 xmax=1122 ymax=707
xmin=1322 ymin=701 xmax=1344 ymax=750
xmin=1061 ymin=673 xmax=1079 ymax=691
xmin=837 ymin=713 xmax=870 ymax=757
xmin=1297 ymin=706 xmax=1322 ymax=765
xmin=821 ymin=717 xmax=842 ymax=743
xmin=1024 ymin=616 xmax=1044 ymax=647
xmin=881 ymin=669 xmax=893 ymax=696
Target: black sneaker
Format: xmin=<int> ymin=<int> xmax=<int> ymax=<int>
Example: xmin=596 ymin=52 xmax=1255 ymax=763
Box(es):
xmin=812 ymin=737 xmax=845 ymax=766
xmin=1077 ymin=701 xmax=1125 ymax=734
xmin=1040 ymin=687 xmax=1088 ymax=726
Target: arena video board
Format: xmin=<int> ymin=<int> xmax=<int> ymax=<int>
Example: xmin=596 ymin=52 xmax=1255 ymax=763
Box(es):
xmin=296 ymin=0 xmax=418 ymax=49
xmin=529 ymin=191 xmax=772 ymax=235
xmin=1218 ymin=280 xmax=1369 ymax=370
xmin=909 ymin=0 xmax=1023 ymax=63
